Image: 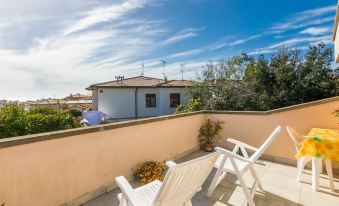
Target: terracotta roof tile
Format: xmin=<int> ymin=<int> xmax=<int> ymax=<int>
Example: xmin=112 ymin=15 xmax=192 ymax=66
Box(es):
xmin=87 ymin=76 xmax=192 ymax=89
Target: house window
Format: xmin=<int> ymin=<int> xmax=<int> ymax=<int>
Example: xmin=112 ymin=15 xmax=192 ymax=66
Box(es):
xmin=145 ymin=94 xmax=156 ymax=107
xmin=170 ymin=93 xmax=180 ymax=108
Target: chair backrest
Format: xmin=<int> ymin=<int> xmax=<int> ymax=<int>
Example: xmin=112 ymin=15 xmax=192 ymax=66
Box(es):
xmin=83 ymin=111 xmax=106 ymax=126
xmin=153 ymin=152 xmax=220 ymax=206
xmin=286 ymin=126 xmax=304 ymax=152
xmin=249 ymin=126 xmax=281 ymax=162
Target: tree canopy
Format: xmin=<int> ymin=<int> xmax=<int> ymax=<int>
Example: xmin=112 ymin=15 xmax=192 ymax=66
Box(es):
xmin=178 ymin=43 xmax=338 ymax=112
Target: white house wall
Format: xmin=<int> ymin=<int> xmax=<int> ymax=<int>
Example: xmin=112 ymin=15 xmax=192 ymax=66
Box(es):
xmin=98 ymin=88 xmax=136 ymax=119
xmin=136 ymin=88 xmax=159 ymax=117
xmin=158 ymin=88 xmax=190 ymax=115
xmin=97 ymin=87 xmax=190 ymax=119
xmin=92 ymin=90 xmax=98 ymax=111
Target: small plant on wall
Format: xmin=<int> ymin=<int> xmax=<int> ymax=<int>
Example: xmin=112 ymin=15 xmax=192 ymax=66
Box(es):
xmin=135 ymin=161 xmax=166 ymax=185
xmin=198 ymin=118 xmax=224 ymax=152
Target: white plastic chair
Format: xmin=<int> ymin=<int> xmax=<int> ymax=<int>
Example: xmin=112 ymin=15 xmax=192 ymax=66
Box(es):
xmin=287 ymin=126 xmax=334 ymax=191
xmin=207 ymin=126 xmax=281 ymax=206
xmin=115 ymin=152 xmax=220 ymax=206
xmin=286 ymin=126 xmax=312 ymax=181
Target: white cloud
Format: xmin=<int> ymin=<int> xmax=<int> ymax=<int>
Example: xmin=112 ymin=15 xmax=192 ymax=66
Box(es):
xmin=299 ymin=26 xmax=331 ymax=36
xmin=161 ymin=27 xmax=203 ymax=45
xmin=248 ymin=35 xmax=332 ymax=55
xmin=267 ymin=35 xmax=331 ymax=49
xmin=270 ymin=5 xmax=336 ymax=34
xmin=64 ymin=0 xmax=150 ymax=35
xmin=167 ymin=49 xmax=202 ymax=58
xmin=0 ymin=0 xmax=207 ymax=100
xmin=228 ymin=34 xmax=262 ymax=46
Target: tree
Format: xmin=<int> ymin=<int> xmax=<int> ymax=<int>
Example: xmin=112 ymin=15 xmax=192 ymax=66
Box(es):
xmin=181 ymin=43 xmax=338 ymax=112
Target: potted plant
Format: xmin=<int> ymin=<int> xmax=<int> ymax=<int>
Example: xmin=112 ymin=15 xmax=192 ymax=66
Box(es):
xmin=134 ymin=161 xmax=166 ymax=185
xmin=198 ymin=118 xmax=224 ymax=152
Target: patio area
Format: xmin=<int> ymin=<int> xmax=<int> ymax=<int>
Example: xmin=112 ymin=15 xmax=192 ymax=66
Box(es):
xmin=1 ymin=97 xmax=338 ymax=206
xmin=84 ymin=150 xmax=339 ymax=206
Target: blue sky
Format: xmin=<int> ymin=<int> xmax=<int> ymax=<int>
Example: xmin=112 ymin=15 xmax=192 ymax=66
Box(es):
xmin=0 ymin=0 xmax=336 ymax=100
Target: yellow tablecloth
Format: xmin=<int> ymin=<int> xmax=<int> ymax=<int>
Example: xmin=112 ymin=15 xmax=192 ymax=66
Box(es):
xmin=296 ymin=128 xmax=339 ymax=161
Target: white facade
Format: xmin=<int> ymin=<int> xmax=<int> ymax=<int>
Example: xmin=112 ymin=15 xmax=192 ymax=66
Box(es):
xmin=94 ymin=87 xmax=190 ymax=119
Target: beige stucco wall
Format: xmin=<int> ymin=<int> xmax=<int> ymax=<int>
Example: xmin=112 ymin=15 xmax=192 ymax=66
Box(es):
xmin=0 ymin=114 xmax=205 ymax=206
xmin=208 ymin=99 xmax=339 ymax=168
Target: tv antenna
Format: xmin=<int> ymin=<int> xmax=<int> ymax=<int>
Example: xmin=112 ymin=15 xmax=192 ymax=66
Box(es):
xmin=180 ymin=63 xmax=185 ymax=81
xmin=115 ymin=75 xmax=124 ymax=84
xmin=140 ymin=62 xmax=144 ymax=76
xmin=161 ymin=59 xmax=167 ymax=79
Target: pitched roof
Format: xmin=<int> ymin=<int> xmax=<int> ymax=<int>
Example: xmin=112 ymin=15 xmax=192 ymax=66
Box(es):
xmin=87 ymin=76 xmax=192 ymax=89
xmin=64 ymin=93 xmax=92 ymax=100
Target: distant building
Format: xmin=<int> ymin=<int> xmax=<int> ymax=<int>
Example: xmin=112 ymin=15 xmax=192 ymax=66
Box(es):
xmin=64 ymin=93 xmax=92 ymax=101
xmin=87 ymin=76 xmax=193 ymax=119
xmin=26 ymin=93 xmax=92 ymax=112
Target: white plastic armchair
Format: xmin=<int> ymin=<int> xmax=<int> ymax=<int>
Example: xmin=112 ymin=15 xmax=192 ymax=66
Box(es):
xmin=115 ymin=152 xmax=220 ymax=206
xmin=207 ymin=126 xmax=281 ymax=206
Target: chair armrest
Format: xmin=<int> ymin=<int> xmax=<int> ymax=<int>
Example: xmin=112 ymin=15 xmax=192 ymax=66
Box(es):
xmin=227 ymin=138 xmax=258 ymax=151
xmin=215 ymin=147 xmax=254 ymax=163
xmin=115 ymin=176 xmax=146 ymax=206
xmin=166 ymin=161 xmax=177 ymax=168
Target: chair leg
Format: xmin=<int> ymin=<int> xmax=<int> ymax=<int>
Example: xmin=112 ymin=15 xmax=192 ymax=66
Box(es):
xmin=236 ymin=172 xmax=255 ymax=206
xmin=184 ymin=200 xmax=192 ymax=206
xmin=312 ymin=158 xmax=321 ymax=191
xmin=207 ymin=155 xmax=228 ymax=197
xmin=250 ymin=166 xmax=264 ymax=191
xmin=119 ymin=196 xmax=128 ymax=206
xmin=297 ymin=157 xmax=310 ymax=181
xmin=207 ymin=171 xmax=227 ymax=197
xmin=324 ymin=159 xmax=335 ymax=191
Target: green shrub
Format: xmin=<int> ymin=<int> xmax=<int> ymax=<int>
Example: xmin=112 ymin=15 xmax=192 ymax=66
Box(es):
xmin=28 ymin=106 xmax=59 ymax=115
xmin=176 ymin=98 xmax=203 ymax=114
xmin=0 ymin=104 xmax=27 ymax=138
xmin=0 ymin=105 xmax=81 ymax=138
xmin=67 ymin=109 xmax=83 ymax=118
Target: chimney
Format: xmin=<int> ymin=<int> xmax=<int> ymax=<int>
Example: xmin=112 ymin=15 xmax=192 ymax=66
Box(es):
xmin=164 ymin=76 xmax=168 ymax=83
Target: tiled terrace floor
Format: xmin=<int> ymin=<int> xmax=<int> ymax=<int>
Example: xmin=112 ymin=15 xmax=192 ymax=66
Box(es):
xmin=85 ymin=150 xmax=339 ymax=206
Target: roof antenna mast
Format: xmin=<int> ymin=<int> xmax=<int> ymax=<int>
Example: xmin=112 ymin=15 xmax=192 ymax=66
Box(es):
xmin=161 ymin=59 xmax=167 ymax=80
xmin=140 ymin=62 xmax=144 ymax=76
xmin=115 ymin=75 xmax=124 ymax=84
xmin=180 ymin=63 xmax=185 ymax=81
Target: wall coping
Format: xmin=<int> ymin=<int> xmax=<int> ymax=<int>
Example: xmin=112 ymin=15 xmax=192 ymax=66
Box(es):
xmin=0 ymin=96 xmax=338 ymax=149
xmin=0 ymin=111 xmax=204 ymax=149
xmin=205 ymin=96 xmax=339 ymax=115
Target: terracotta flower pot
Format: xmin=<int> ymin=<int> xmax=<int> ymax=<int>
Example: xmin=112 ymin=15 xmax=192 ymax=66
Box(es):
xmin=204 ymin=143 xmax=214 ymax=152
